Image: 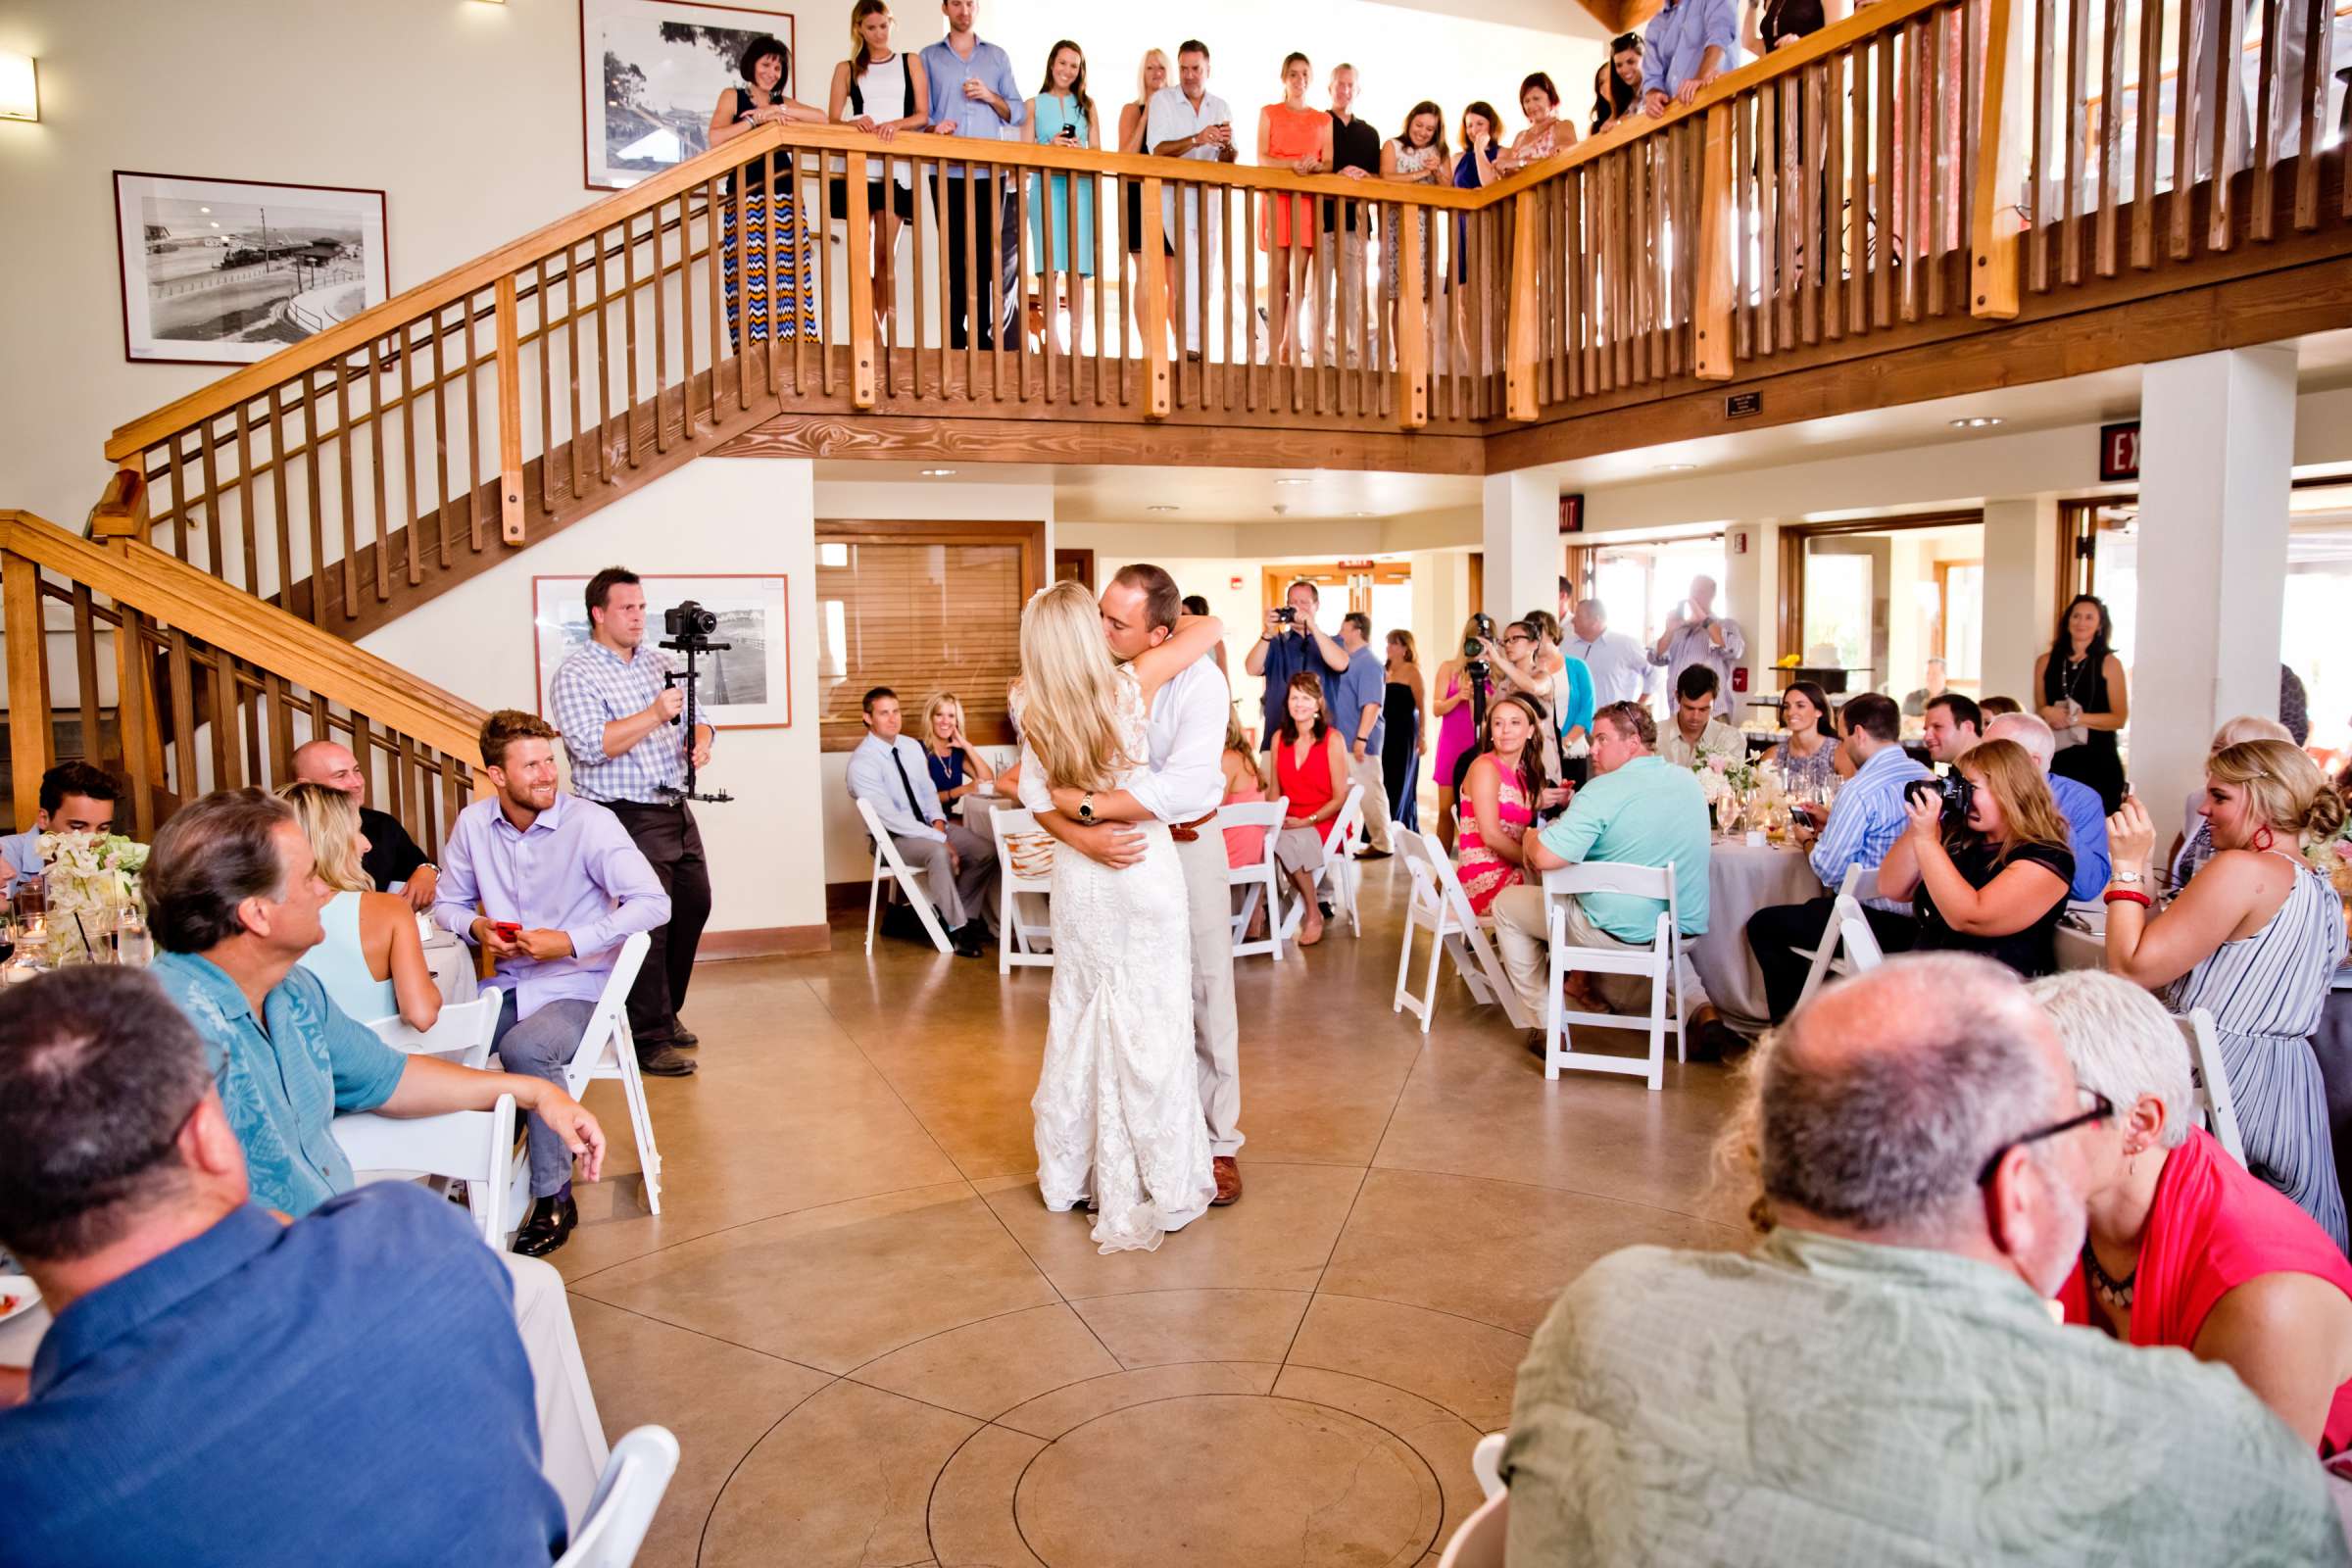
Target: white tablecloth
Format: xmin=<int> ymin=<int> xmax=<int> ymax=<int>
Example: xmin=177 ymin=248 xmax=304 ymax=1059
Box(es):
xmin=1692 ymin=838 xmax=1825 ymax=1034
xmin=422 ymin=923 xmax=480 ymax=1005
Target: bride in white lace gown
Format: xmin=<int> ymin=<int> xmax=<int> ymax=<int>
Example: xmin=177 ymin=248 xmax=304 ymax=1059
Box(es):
xmin=1012 ymin=583 xmax=1224 ymax=1253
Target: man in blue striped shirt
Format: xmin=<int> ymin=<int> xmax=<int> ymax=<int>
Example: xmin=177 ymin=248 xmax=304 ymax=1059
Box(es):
xmin=921 ymin=0 xmax=1025 ymax=350
xmin=1746 ymin=692 xmax=1930 ymax=1020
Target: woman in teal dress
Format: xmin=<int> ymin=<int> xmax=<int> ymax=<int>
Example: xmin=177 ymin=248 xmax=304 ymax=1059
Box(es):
xmin=1028 ymin=40 xmax=1098 ymax=356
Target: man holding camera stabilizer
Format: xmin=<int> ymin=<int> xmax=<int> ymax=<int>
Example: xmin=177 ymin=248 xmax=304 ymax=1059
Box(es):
xmin=546 ymin=566 xmax=716 ymax=1078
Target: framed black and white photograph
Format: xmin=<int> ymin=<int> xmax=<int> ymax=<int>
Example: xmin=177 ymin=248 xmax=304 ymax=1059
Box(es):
xmin=581 ymin=0 xmax=798 ymax=190
xmin=112 ymin=172 xmax=388 ymax=366
xmin=533 ymin=573 xmax=793 ymax=731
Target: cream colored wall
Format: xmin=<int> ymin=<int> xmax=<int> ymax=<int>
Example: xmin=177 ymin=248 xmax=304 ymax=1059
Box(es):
xmin=356 ymin=457 xmax=825 ymax=937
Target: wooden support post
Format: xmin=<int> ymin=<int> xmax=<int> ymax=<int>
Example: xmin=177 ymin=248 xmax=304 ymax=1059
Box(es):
xmin=846 ymin=153 xmax=877 ymax=410
xmin=1694 ymin=104 xmax=1737 ymax=379
xmin=1397 ymin=204 xmax=1428 ymax=430
xmin=1972 ymin=0 xmax=2024 ymax=318
xmin=87 ymin=467 xmax=148 ymax=541
xmin=494 ymin=274 xmax=526 ymax=543
xmin=3 ymin=551 xmax=53 ymax=829
xmin=1141 ymin=177 xmax=1171 ymax=420
xmin=113 ymin=608 xmax=159 ymax=837
xmin=1505 ymin=191 xmax=1542 ymax=419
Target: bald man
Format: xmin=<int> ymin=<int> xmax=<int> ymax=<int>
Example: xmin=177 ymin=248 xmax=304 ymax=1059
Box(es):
xmin=1499 ymin=955 xmax=2345 ymax=1562
xmin=289 ymin=740 xmax=438 ymax=910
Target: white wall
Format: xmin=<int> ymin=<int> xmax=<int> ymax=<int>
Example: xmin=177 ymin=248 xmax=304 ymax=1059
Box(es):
xmin=359 ymin=458 xmax=825 ymax=937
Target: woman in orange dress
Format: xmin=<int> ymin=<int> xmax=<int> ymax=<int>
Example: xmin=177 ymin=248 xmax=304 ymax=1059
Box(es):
xmin=1257 ymin=51 xmax=1333 ymax=366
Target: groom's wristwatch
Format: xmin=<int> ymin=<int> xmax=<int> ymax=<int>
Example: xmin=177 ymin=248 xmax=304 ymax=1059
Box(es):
xmin=1078 ymin=792 xmax=1097 ymax=823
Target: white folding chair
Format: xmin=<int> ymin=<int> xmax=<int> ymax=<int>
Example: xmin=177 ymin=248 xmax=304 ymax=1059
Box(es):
xmin=2176 ymin=1006 xmax=2248 ymax=1164
xmin=1790 ymin=862 xmax=1868 ymax=1005
xmin=1215 ymin=798 xmax=1289 ymax=961
xmin=333 ymin=1093 xmax=515 ymax=1250
xmin=553 ymin=1425 xmax=681 ymax=1568
xmin=368 ymin=986 xmax=504 ymax=1068
xmin=856 ymin=797 xmax=954 ymax=956
xmin=500 ymin=931 xmax=664 ymax=1218
xmin=1392 ymin=829 xmax=1530 ymax=1032
xmin=1469 ymin=1431 xmax=1506 ymax=1499
xmin=1540 ymin=861 xmax=1685 ymax=1091
xmin=1437 ymin=1492 xmax=1509 ymax=1568
xmin=987 ymin=807 xmax=1055 ymax=972
xmin=1835 ymin=900 xmax=1884 ymax=972
xmin=1278 ymin=782 xmax=1367 ymax=942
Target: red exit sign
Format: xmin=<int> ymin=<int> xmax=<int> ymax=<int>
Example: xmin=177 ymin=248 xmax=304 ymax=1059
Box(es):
xmin=2099 ymin=421 xmax=2141 ymax=482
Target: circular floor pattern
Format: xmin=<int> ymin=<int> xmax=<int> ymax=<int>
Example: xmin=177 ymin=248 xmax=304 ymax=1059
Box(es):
xmin=1011 ymin=1394 xmax=1443 ymax=1567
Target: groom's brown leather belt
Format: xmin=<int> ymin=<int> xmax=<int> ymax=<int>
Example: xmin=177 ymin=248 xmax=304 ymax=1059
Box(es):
xmin=1166 ymin=811 xmax=1219 ymax=843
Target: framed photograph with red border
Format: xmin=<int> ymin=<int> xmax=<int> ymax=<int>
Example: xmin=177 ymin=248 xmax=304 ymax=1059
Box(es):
xmin=532 ymin=573 xmax=793 ymax=730
xmin=112 ymin=171 xmax=388 ymax=366
xmin=581 ymin=0 xmax=799 ymax=191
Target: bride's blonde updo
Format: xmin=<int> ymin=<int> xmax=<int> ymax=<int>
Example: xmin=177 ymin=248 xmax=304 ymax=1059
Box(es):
xmin=2208 ymin=738 xmax=2348 ymax=846
xmin=1016 ymin=580 xmax=1135 ymax=794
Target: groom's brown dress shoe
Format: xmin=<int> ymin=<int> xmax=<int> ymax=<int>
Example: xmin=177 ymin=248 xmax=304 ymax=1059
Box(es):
xmin=1211 ymin=1156 xmax=1242 ymax=1206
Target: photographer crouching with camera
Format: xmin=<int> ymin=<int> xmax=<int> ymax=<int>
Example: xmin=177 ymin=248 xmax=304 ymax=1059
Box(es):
xmin=546 ymin=566 xmax=717 ymax=1078
xmin=1875 ymin=737 xmax=2076 ymax=980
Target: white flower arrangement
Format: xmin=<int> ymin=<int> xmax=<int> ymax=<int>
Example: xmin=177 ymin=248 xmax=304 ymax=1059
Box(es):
xmin=35 ymin=830 xmax=150 ymax=963
xmin=1690 ymin=746 xmax=1757 ymax=801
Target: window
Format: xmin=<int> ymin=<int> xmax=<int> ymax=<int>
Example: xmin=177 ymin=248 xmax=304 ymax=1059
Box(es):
xmin=815 ymin=520 xmax=1044 ymax=751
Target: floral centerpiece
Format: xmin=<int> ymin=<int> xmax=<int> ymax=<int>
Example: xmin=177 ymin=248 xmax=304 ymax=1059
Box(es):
xmin=37 ymin=830 xmax=149 ymax=964
xmin=1690 ymin=746 xmax=1758 ymax=803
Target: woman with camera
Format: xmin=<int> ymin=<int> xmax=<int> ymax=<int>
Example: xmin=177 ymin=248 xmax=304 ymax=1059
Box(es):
xmin=2102 ymin=738 xmax=2351 ymax=1251
xmin=1876 ymin=738 xmax=2075 ymax=977
xmin=1428 ymin=613 xmax=1496 ymax=854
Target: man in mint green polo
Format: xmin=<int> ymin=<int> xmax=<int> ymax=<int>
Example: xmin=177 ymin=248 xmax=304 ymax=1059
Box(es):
xmin=1491 ymin=701 xmax=1737 ymax=1054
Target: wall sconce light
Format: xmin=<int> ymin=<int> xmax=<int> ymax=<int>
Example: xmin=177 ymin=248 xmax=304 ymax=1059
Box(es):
xmin=0 ymin=53 xmax=38 ymax=122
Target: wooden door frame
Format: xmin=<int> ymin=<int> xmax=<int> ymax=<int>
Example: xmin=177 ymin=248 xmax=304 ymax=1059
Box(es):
xmin=1775 ymin=510 xmax=1984 ymax=673
xmin=1054 ymin=547 xmax=1097 ymax=590
xmin=1261 ymin=560 xmax=1412 ymax=620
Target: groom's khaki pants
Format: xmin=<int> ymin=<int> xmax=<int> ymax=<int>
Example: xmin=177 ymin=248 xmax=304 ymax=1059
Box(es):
xmin=1172 ymin=828 xmax=1244 ymax=1156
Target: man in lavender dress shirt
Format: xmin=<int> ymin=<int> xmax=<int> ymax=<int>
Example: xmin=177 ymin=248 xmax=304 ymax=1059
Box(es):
xmin=1641 ymin=0 xmax=1740 ymax=114
xmin=436 ymin=710 xmax=670 ymax=1257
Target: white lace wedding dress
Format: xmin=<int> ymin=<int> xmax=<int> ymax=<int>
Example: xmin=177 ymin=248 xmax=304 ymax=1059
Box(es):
xmin=1021 ymin=668 xmax=1215 ymax=1253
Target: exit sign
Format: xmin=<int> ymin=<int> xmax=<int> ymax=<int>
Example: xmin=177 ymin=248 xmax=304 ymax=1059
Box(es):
xmin=2099 ymin=421 xmax=2141 ymax=481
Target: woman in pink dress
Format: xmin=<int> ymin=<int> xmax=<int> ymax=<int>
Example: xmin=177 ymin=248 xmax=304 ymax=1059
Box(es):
xmin=1428 ymin=614 xmax=1494 ymax=855
xmin=1454 ymin=695 xmax=1551 ymax=916
xmin=1218 ymin=713 xmax=1272 ymax=942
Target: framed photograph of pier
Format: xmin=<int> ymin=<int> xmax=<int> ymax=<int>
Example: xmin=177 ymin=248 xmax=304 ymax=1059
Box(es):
xmin=532 ymin=573 xmax=793 ymax=731
xmin=112 ymin=171 xmax=388 ymax=366
xmin=581 ymin=0 xmax=798 ymax=190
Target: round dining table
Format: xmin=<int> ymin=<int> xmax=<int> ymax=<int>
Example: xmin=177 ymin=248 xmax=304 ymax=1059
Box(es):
xmin=1691 ymin=836 xmax=1825 ymax=1035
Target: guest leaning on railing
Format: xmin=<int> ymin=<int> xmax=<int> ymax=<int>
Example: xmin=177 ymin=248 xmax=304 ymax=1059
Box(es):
xmin=1642 ymin=0 xmax=1742 ymax=115
xmin=827 ymin=0 xmax=930 ymax=339
xmin=710 ymin=32 xmax=828 ymax=349
xmin=1028 ymin=40 xmax=1100 ymax=357
xmin=1380 ymin=101 xmax=1447 ymax=361
xmin=1258 ymin=51 xmax=1334 ymax=367
xmin=2103 ymin=739 xmax=2352 ymax=1253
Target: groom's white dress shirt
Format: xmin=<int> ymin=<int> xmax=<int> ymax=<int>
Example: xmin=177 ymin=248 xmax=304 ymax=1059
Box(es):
xmin=1019 ymin=656 xmax=1227 ymax=822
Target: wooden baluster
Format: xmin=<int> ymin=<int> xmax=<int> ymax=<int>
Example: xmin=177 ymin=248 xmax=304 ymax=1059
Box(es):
xmin=70 ymin=585 xmax=101 ymax=773
xmin=2170 ymin=0 xmax=2195 ymax=257
xmin=227 ymin=405 xmax=257 ymax=597
xmin=911 ymin=159 xmax=929 ymax=402
xmin=114 ymin=608 xmax=157 ymax=834
xmin=1294 ymin=201 xmax=1310 ymax=417
xmin=2130 ymin=0 xmax=2163 ymax=267
xmin=428 ymin=309 xmax=455 ymax=563
xmin=2 ymin=552 xmax=52 ymax=823
xmin=1312 ymin=201 xmax=1330 ymax=419
xmin=1849 ymin=46 xmax=1872 ymax=328
xmin=801 ymin=149 xmax=823 ymax=397
xmin=1507 ymin=189 xmax=1543 ymax=416
xmin=703 ymin=179 xmax=724 ymax=417
xmin=1974 ymin=0 xmax=2026 ymax=315
xmin=264 ymin=389 xmax=296 ymax=615
xmin=1222 ymin=185 xmax=1237 ymax=415
xmin=239 ymin=657 xmax=263 ymax=789
xmin=495 ymin=275 xmax=525 ymax=545
xmin=1244 ymin=189 xmax=1260 ymax=413
xmin=1017 ymin=157 xmax=1037 ymax=405
xmin=1756 ymin=94 xmax=1780 ymax=357
xmin=677 ymin=189 xmax=699 ymax=434
xmin=164 ymin=630 xmax=197 ymax=803
xmin=397 ymin=323 xmax=421 ymax=583
xmin=1824 ymin=57 xmax=1847 ymax=341
xmin=2056 ymin=0 xmax=2085 ymax=283
xmin=1695 ymin=104 xmax=1738 ymax=380
xmin=366 ymin=340 xmax=391 ymax=602
xmin=592 ymin=228 xmax=614 ymax=482
xmin=1088 ymin=165 xmax=1104 ymax=410
xmin=2293 ymin=0 xmax=2326 ymax=229
xmin=296 ymin=381 xmax=325 ymax=626
xmin=191 ymin=417 xmax=222 ymax=581
xmin=2206 ymin=0 xmax=2243 ymax=251
xmin=848 ymin=152 xmax=878 ymax=411
xmin=263 ymin=672 xmax=295 ymax=783
xmin=1355 ymin=195 xmax=1373 ymax=415
xmin=1173 ymin=179 xmax=1190 ymax=409
xmin=1802 ymin=64 xmax=1826 ymax=344
xmin=1874 ymin=31 xmax=1898 ymax=322
xmin=651 ymin=203 xmax=671 ymax=452
xmin=1926 ymin=8 xmax=1950 ymax=317
xmin=1567 ymin=168 xmax=1587 ymax=397
xmin=2250 ymin=0 xmax=2281 ymax=241
xmin=163 ymin=438 xmax=188 ymax=561
xmin=1778 ymin=78 xmax=1802 ymax=342
xmin=621 ymin=214 xmax=643 ymax=462
xmin=1733 ymin=95 xmax=1753 ymax=356
xmin=204 ymin=643 xmax=238 ymax=790
xmin=331 ymin=356 xmax=359 ymax=618
xmin=1139 ymin=177 xmax=1172 ymax=419
xmin=1397 ymin=194 xmax=1429 ymax=429
xmin=1898 ymin=21 xmax=1925 ymax=319
xmin=532 ymin=261 xmax=555 ymax=508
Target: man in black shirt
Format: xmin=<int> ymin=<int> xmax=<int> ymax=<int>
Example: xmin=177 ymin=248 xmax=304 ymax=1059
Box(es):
xmin=289 ymin=739 xmax=439 ymax=910
xmin=1321 ymin=63 xmax=1381 ymax=370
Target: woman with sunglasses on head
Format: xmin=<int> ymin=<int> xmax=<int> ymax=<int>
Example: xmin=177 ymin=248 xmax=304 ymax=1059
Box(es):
xmin=2032 ymin=969 xmax=2352 ymax=1452
xmin=1592 ymin=34 xmax=1645 ymax=132
xmin=2104 ymin=739 xmax=2351 ymax=1251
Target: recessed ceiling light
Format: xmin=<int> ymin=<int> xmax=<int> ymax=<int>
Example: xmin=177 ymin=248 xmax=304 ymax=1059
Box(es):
xmin=1349 ymin=511 xmax=1372 ymax=516
xmin=1274 ymin=477 xmax=1312 ymax=486
xmin=1654 ymin=463 xmax=1696 ymax=473
xmin=1146 ymin=504 xmax=1179 ymax=513
xmin=1949 ymin=416 xmax=2003 ymax=429
xmin=917 ymin=466 xmax=956 ymax=476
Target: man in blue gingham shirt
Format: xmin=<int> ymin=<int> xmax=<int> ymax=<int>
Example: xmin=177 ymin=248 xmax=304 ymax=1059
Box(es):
xmin=546 ymin=566 xmax=711 ymax=1076
xmin=1743 ymin=692 xmax=1931 ymax=1022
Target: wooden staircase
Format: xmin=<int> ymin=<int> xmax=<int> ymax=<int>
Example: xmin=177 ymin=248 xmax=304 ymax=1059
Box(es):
xmin=2 ymin=508 xmax=487 ymax=845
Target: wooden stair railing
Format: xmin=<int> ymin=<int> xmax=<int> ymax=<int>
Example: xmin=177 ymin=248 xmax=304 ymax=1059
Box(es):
xmin=93 ymin=0 xmax=2347 ymax=645
xmin=1 ymin=508 xmax=487 ymax=847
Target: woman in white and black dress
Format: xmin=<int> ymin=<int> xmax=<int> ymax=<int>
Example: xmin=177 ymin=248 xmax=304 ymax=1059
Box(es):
xmin=1014 ymin=583 xmax=1224 ymax=1254
xmin=828 ymin=0 xmax=930 ymax=338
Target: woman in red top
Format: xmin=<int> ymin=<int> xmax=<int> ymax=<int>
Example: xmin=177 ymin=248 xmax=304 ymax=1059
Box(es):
xmin=2031 ymin=970 xmax=2352 ymax=1453
xmin=1269 ymin=671 xmax=1348 ymax=945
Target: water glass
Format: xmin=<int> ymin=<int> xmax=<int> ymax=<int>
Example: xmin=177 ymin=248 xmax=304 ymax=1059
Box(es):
xmin=115 ymin=907 xmax=154 ymax=969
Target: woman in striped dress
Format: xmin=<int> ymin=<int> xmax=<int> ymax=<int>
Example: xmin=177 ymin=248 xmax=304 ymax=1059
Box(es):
xmin=709 ymin=35 xmax=827 ymax=350
xmin=2103 ymin=739 xmax=2351 ymax=1251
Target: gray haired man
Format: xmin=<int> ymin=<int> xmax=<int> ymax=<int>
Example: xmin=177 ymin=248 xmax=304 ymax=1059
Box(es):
xmin=1499 ymin=954 xmax=2345 ymax=1563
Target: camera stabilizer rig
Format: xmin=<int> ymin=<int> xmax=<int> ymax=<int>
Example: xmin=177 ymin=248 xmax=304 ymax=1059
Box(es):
xmin=1460 ymin=611 xmax=1497 ymax=740
xmin=658 ymin=600 xmax=735 ymax=805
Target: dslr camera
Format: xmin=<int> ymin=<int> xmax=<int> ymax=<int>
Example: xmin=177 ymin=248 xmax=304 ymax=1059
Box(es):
xmin=664 ymin=600 xmax=719 ymax=640
xmin=1461 ymin=612 xmax=1496 ymax=662
xmin=1904 ymin=772 xmax=1976 ymax=826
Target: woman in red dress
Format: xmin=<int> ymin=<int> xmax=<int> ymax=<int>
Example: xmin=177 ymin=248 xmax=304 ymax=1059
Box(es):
xmin=1269 ymin=672 xmax=1348 ymax=945
xmin=2032 ymin=970 xmax=2352 ymax=1454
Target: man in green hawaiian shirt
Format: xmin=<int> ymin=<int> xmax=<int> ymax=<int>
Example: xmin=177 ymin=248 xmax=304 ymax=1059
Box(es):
xmin=1502 ymin=953 xmax=2346 ymax=1566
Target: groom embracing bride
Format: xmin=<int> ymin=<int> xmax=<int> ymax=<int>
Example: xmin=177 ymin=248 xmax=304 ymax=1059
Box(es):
xmin=1014 ymin=564 xmax=1247 ymax=1254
